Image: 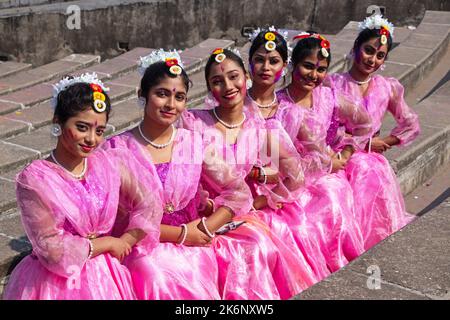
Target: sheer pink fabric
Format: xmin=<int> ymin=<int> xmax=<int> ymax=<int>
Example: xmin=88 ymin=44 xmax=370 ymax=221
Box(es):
xmin=180 ymin=105 xmax=322 ymax=291
xmin=119 ymin=122 xmax=312 ymax=299
xmin=275 ymin=86 xmax=366 ymax=272
xmin=105 ymin=129 xmax=311 ymax=299
xmin=326 ymin=73 xmax=419 ymax=249
xmin=327 ymin=73 xmax=420 ymax=148
xmin=3 ymin=149 xmax=162 ymax=300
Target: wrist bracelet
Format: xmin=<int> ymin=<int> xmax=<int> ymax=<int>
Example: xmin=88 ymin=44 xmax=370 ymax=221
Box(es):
xmin=178 ymin=224 xmax=188 ymax=245
xmin=87 ymin=239 xmax=94 ymax=259
xmin=258 ymin=166 xmax=268 ymax=184
xmin=201 ymin=217 xmax=216 ymax=238
xmin=208 ymin=198 xmax=216 ymax=213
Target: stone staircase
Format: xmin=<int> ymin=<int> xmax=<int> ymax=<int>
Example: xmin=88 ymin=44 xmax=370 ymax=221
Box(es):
xmin=1 ymin=10 xmax=450 ymax=298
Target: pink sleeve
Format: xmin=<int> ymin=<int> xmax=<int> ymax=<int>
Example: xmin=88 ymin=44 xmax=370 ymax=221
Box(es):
xmin=115 ymin=150 xmax=163 ymax=252
xmin=16 ymin=169 xmax=90 ymax=278
xmin=387 ymin=78 xmax=420 ymax=146
xmin=201 ymin=144 xmax=253 ymax=217
xmin=254 ymin=121 xmax=306 ymax=209
xmin=277 ymin=102 xmax=331 ymax=178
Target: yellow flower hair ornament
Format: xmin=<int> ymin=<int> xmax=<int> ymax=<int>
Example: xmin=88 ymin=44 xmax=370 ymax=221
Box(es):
xmin=90 ymin=83 xmax=107 ymax=113
xmin=212 ymin=48 xmax=226 ymax=63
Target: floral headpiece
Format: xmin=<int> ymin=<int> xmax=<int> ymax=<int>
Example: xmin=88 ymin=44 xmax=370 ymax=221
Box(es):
xmin=248 ymin=26 xmax=289 ymax=52
xmin=50 ymin=72 xmax=109 ymax=113
xmin=292 ymin=32 xmax=331 ymax=58
xmin=358 ymin=14 xmax=395 ymax=45
xmin=211 ymin=47 xmax=242 ymax=63
xmin=138 ymin=49 xmax=185 ymax=77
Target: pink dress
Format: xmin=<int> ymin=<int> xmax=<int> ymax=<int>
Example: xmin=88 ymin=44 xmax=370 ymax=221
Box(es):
xmin=327 ymin=73 xmax=420 ymax=249
xmin=180 ymin=105 xmax=328 ymax=282
xmin=275 ymin=86 xmax=367 ymax=273
xmin=104 ymin=129 xmax=311 ymax=300
xmin=3 ymin=149 xmax=162 ymax=300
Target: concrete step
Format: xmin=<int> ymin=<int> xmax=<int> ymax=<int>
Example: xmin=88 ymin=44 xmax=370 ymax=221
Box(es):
xmin=0 ymin=38 xmax=235 ymax=142
xmin=0 ymin=61 xmax=32 ymax=79
xmin=0 ymin=54 xmax=100 ymax=96
xmin=382 ymin=76 xmax=450 ymax=196
xmin=293 ymin=176 xmax=450 ymax=300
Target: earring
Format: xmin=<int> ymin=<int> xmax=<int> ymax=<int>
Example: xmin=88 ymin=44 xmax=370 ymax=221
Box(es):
xmin=246 ymin=79 xmax=253 ymax=90
xmin=380 ymin=64 xmax=386 ymax=71
xmin=281 ymin=68 xmax=287 ymax=77
xmin=51 ymin=123 xmax=62 ymax=137
xmin=137 ymin=97 xmax=146 ymax=108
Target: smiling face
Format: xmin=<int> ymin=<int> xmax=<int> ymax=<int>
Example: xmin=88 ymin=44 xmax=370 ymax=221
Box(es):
xmin=207 ymin=58 xmax=247 ymax=109
xmin=250 ymin=46 xmax=287 ymax=86
xmin=57 ymin=108 xmax=107 ymax=159
xmin=354 ymin=37 xmax=388 ymax=76
xmin=143 ymin=75 xmax=187 ymax=126
xmin=292 ymin=48 xmax=329 ymax=92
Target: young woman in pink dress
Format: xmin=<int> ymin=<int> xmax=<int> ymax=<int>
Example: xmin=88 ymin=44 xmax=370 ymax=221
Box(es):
xmin=179 ymin=47 xmax=321 ymax=288
xmin=103 ymin=50 xmax=312 ymax=300
xmin=326 ymin=15 xmax=420 ymax=250
xmin=271 ymin=31 xmax=373 ymax=273
xmin=3 ymin=73 xmax=162 ymax=300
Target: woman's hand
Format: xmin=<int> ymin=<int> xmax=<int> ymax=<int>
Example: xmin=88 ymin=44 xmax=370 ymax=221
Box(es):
xmin=198 ymin=199 xmax=214 ymax=217
xmin=107 ymin=237 xmax=132 ymax=262
xmin=259 ymin=166 xmax=280 ymax=184
xmin=253 ymin=195 xmax=268 ymax=210
xmin=184 ymin=219 xmax=212 ymax=247
xmin=367 ymin=136 xmax=391 ymax=153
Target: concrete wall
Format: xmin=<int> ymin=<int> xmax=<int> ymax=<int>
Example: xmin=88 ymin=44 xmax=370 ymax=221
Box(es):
xmin=0 ymin=0 xmax=449 ymax=65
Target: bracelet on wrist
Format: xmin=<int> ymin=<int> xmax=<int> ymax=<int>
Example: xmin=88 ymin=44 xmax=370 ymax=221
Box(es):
xmin=201 ymin=217 xmax=216 ymax=238
xmin=177 ymin=224 xmax=188 ymax=245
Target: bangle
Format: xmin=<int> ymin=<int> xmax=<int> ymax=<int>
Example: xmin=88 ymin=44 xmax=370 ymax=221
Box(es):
xmin=201 ymin=217 xmax=216 ymax=238
xmin=178 ymin=224 xmax=188 ymax=245
xmin=87 ymin=239 xmax=94 ymax=259
xmin=337 ymin=152 xmax=342 ymax=160
xmin=258 ymin=166 xmax=268 ymax=184
xmin=208 ymin=198 xmax=216 ymax=213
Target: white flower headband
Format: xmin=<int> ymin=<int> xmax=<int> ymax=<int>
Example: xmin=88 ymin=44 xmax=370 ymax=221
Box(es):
xmin=50 ymin=72 xmax=110 ymax=112
xmin=358 ymin=14 xmax=395 ymax=43
xmin=248 ymin=26 xmax=289 ymax=52
xmin=248 ymin=26 xmax=289 ymax=42
xmin=138 ymin=49 xmax=185 ymax=76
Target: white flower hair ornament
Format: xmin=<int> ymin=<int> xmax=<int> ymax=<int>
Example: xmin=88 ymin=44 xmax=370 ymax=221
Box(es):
xmin=358 ymin=14 xmax=395 ymax=45
xmin=248 ymin=26 xmax=289 ymax=43
xmin=248 ymin=26 xmax=289 ymax=52
xmin=211 ymin=47 xmax=242 ymax=64
xmin=50 ymin=72 xmax=110 ymax=113
xmin=292 ymin=32 xmax=331 ymax=58
xmin=138 ymin=49 xmax=185 ymax=77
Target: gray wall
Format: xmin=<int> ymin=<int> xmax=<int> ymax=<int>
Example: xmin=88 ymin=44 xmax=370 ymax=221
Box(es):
xmin=0 ymin=0 xmax=449 ymax=65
